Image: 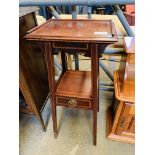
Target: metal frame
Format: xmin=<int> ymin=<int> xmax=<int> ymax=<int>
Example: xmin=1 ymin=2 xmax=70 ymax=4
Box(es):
xmin=71 ymin=5 xmax=77 ymax=19
xmin=19 ymin=0 xmax=135 ymax=6
xmin=20 ymin=0 xmax=135 ymax=91
xmin=112 ymin=5 xmax=134 ymax=37
xmin=20 ymin=0 xmax=134 ymax=37
xmin=87 ymin=6 xmax=92 ymax=19
xmin=99 ymin=60 xmax=114 ymax=81
xmin=48 ymin=6 xmax=61 ymax=19
xmin=41 ymin=6 xmax=47 ymax=19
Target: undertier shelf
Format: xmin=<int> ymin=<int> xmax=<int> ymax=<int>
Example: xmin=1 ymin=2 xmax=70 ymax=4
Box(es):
xmin=55 ymin=70 xmax=92 ymax=100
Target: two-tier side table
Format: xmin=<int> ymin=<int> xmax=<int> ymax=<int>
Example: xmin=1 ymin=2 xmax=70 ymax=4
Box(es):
xmin=25 ymin=19 xmax=117 ymax=145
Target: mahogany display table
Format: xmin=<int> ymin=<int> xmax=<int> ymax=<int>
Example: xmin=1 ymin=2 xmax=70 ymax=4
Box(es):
xmin=107 ymin=37 xmax=135 ymax=144
xmin=25 ymin=19 xmax=117 ymax=145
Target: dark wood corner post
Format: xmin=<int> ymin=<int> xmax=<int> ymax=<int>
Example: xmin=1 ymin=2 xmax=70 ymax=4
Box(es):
xmin=44 ymin=42 xmax=58 ymax=137
xmin=91 ymin=43 xmax=112 ymax=145
xmin=91 ymin=43 xmax=99 ymax=145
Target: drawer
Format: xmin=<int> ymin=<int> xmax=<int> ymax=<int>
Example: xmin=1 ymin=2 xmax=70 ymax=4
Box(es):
xmin=53 ymin=42 xmax=88 ymax=51
xmin=56 ymin=97 xmax=91 ymax=109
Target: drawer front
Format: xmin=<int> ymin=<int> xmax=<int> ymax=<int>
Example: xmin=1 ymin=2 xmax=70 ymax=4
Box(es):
xmin=53 ymin=42 xmax=88 ymax=50
xmin=56 ymin=97 xmax=91 ymax=109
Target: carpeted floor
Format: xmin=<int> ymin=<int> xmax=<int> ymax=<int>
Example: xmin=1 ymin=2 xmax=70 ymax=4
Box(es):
xmin=19 ymin=91 xmax=134 ymax=155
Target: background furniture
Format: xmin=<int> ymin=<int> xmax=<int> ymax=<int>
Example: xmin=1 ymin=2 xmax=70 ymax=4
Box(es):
xmin=19 ymin=7 xmax=49 ymax=131
xmin=107 ymin=37 xmax=135 ymax=144
xmin=123 ymin=5 xmax=135 ymax=26
xmin=25 ymin=19 xmax=117 ymax=145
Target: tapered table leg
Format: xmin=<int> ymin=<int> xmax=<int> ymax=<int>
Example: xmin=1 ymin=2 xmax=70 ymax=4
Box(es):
xmin=91 ymin=43 xmax=99 ymax=145
xmin=45 ymin=42 xmax=58 ymax=136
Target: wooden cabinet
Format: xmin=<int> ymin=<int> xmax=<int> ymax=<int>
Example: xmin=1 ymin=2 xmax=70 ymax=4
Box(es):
xmin=19 ymin=7 xmax=49 ymax=130
xmin=107 ymin=71 xmax=135 ymax=144
xmin=107 ymin=37 xmax=135 ymax=144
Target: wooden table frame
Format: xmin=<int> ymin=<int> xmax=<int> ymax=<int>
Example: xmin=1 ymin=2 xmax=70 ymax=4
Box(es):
xmin=25 ymin=19 xmax=117 ymax=145
xmin=44 ymin=42 xmax=109 ymax=145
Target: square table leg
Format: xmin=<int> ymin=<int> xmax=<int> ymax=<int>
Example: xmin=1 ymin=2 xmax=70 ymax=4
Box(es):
xmin=91 ymin=43 xmax=99 ymax=145
xmin=45 ymin=42 xmax=58 ymax=136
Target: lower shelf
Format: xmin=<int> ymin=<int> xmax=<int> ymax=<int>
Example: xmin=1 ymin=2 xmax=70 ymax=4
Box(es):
xmin=55 ymin=70 xmax=92 ymax=100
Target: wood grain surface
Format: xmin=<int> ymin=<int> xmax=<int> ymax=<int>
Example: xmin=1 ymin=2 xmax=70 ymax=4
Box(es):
xmin=25 ymin=19 xmax=117 ymax=43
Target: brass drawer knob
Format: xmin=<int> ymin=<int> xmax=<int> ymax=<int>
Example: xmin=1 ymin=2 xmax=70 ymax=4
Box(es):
xmin=68 ymin=99 xmax=77 ymax=107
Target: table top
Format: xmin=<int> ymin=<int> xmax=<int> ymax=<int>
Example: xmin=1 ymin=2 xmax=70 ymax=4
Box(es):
xmin=25 ymin=19 xmax=118 ymax=43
